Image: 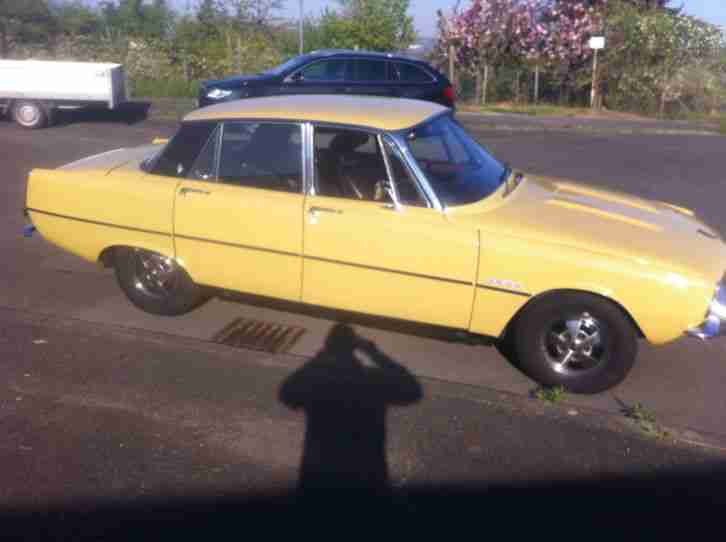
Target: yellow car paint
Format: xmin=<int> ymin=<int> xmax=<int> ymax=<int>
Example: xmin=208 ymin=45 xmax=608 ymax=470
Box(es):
xmin=24 ymin=97 xmax=726 ymax=349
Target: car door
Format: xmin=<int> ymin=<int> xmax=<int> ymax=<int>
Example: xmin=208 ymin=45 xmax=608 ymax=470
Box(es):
xmin=302 ymin=125 xmax=478 ymax=329
xmin=173 ymin=121 xmax=306 ymax=302
xmin=279 ymin=58 xmax=351 ymax=96
xmin=346 ymin=59 xmax=395 ymax=97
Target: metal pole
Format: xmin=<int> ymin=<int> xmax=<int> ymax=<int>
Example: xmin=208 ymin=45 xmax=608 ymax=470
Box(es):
xmin=590 ymin=48 xmax=598 ymax=109
xmin=299 ymin=0 xmax=304 ymax=54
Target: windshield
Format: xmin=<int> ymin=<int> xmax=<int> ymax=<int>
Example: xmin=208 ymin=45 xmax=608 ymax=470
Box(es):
xmin=261 ymin=55 xmax=311 ymax=76
xmin=405 ymin=115 xmax=508 ymax=207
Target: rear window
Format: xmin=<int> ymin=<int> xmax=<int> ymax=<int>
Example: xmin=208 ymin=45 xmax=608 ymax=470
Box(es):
xmin=151 ymin=122 xmax=217 ymax=178
xmin=392 ymin=62 xmax=434 ymax=83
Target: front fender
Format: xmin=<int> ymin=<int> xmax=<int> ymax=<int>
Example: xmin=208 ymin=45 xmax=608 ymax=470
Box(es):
xmin=468 ymin=233 xmax=714 ymax=345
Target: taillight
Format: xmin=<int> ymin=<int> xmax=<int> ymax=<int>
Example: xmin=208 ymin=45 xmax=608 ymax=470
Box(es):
xmin=443 ymin=85 xmax=455 ymax=105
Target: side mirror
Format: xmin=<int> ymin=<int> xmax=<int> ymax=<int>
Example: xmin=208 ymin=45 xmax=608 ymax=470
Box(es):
xmin=286 ymin=72 xmax=304 ymax=84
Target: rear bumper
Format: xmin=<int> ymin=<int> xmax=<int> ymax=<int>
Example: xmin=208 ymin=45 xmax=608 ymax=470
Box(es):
xmin=687 ymin=283 xmax=726 ymax=339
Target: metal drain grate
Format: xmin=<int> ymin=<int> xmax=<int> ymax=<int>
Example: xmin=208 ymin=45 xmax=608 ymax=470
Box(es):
xmin=212 ymin=318 xmax=306 ymax=354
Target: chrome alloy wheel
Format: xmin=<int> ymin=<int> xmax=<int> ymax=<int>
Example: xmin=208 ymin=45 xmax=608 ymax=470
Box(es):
xmin=544 ymin=312 xmax=608 ymax=375
xmin=16 ymin=104 xmax=40 ymax=126
xmin=132 ymin=250 xmax=179 ymax=299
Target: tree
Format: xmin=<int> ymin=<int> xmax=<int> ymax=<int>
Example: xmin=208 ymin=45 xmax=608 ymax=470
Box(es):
xmin=0 ymin=0 xmax=56 ymax=57
xmin=599 ymin=1 xmax=722 ymax=115
xmin=318 ymin=0 xmax=415 ymax=52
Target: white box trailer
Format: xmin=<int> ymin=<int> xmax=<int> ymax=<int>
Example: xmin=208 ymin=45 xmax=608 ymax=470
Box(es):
xmin=0 ymin=60 xmax=127 ymax=129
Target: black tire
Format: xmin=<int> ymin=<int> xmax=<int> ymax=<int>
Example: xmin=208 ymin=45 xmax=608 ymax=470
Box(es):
xmin=114 ymin=247 xmax=207 ymax=316
xmin=511 ymin=292 xmax=638 ymax=394
xmin=12 ymin=100 xmax=48 ymax=129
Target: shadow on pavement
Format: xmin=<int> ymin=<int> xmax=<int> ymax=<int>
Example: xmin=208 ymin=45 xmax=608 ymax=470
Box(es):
xmin=52 ymin=102 xmax=152 ymax=127
xmin=216 ymin=289 xmax=494 ymax=346
xmin=279 ymin=323 xmax=422 ymax=494
xmin=3 ymin=468 xmax=726 ymax=538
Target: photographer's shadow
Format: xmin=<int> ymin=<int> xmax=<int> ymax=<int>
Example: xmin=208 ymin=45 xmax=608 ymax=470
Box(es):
xmin=279 ymin=324 xmax=423 ymax=494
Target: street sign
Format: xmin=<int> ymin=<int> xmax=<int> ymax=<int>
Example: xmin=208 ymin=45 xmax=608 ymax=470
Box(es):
xmin=589 ymin=36 xmax=605 ymax=50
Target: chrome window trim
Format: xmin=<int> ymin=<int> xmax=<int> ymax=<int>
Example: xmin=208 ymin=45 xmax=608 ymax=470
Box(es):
xmin=381 ymin=134 xmax=431 ymax=209
xmin=389 ymin=132 xmax=443 ymax=212
xmin=303 ymin=122 xmax=315 ymax=196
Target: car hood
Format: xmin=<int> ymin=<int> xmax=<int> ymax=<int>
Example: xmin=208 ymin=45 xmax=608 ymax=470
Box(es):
xmin=201 ymin=74 xmax=274 ymax=89
xmin=452 ymin=174 xmax=726 ymax=283
xmin=58 ymin=144 xmax=162 ymax=174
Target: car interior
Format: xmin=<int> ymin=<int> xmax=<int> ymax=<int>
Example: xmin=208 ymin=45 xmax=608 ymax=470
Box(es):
xmin=315 ymin=128 xmax=392 ymax=202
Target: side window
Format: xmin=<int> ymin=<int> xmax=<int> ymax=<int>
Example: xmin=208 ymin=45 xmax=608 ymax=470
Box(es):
xmin=383 ymin=139 xmax=427 ymax=207
xmin=353 ymin=59 xmax=387 ymax=82
xmin=218 ymin=122 xmax=303 ymax=193
xmin=152 ymin=121 xmax=217 ymax=178
xmin=315 ymin=127 xmax=391 ymax=202
xmin=393 ymin=62 xmax=434 ymax=83
xmin=301 ymin=60 xmax=348 ymax=81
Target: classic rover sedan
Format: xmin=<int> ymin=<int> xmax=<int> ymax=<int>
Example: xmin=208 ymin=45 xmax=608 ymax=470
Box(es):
xmin=24 ymin=95 xmax=726 ymax=393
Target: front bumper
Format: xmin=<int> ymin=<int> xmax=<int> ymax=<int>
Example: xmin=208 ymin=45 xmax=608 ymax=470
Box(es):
xmin=688 ymin=283 xmax=726 ymax=339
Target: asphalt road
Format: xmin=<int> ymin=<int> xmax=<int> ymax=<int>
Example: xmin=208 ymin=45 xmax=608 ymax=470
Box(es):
xmin=2 ymin=113 xmax=726 ymax=526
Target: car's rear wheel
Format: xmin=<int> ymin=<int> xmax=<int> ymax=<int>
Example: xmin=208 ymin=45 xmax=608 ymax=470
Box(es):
xmin=114 ymin=247 xmax=206 ymax=316
xmin=511 ymin=292 xmax=638 ymax=394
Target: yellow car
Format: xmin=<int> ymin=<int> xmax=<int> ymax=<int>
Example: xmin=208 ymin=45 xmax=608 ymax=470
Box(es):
xmin=24 ymin=95 xmax=726 ymax=393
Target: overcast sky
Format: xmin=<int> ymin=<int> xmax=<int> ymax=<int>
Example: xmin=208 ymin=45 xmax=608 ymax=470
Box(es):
xmin=165 ymin=1 xmax=726 ymax=38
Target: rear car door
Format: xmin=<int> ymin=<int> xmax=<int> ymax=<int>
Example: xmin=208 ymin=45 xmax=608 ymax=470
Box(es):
xmin=173 ymin=121 xmax=306 ymax=302
xmin=346 ymin=59 xmax=395 ymax=97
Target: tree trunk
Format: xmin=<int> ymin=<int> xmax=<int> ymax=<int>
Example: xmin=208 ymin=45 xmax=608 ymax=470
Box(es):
xmin=236 ymin=34 xmax=242 ymax=73
xmin=448 ymin=44 xmax=455 ymax=88
xmin=534 ymin=64 xmax=540 ymax=105
xmin=481 ymin=64 xmax=489 ymax=106
xmin=659 ymin=90 xmax=667 ymax=118
xmin=475 ymin=70 xmax=483 ymax=105
xmin=514 ymin=70 xmax=521 ymax=103
xmin=226 ymin=31 xmax=232 ymax=68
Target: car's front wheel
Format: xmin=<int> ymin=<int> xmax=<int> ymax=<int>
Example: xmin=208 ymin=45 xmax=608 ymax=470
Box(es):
xmin=114 ymin=247 xmax=207 ymax=316
xmin=511 ymin=292 xmax=638 ymax=394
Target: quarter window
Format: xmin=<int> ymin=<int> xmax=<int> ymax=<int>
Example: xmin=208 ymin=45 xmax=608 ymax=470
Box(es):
xmin=383 ymin=139 xmax=427 ymax=207
xmin=218 ymin=122 xmax=303 ymax=193
xmin=152 ymin=121 xmax=217 ymax=178
xmin=187 ymin=125 xmax=220 ymax=181
xmin=392 ymin=62 xmax=433 ymax=83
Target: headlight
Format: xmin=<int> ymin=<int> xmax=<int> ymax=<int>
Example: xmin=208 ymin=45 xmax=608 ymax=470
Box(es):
xmin=206 ymin=88 xmax=233 ymax=99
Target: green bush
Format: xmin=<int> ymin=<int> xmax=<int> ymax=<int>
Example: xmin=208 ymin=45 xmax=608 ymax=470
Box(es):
xmin=131 ymin=78 xmax=201 ymax=98
xmin=719 ymin=116 xmax=726 ymax=135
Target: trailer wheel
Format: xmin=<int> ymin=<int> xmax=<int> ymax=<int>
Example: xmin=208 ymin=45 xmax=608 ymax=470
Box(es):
xmin=12 ymin=101 xmax=48 ymax=129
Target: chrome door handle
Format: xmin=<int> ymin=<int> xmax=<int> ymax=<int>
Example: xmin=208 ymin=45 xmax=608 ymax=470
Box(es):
xmin=309 ymin=206 xmax=342 ymax=215
xmin=179 ymin=187 xmax=211 ymax=197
